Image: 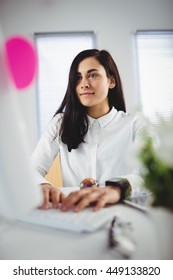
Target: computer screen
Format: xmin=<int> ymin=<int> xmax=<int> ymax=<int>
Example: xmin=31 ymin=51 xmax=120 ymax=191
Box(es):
xmin=0 ymin=34 xmax=42 ymax=220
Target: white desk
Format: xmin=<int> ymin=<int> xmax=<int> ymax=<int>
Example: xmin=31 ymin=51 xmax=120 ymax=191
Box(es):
xmin=1 ymin=203 xmax=172 ymax=260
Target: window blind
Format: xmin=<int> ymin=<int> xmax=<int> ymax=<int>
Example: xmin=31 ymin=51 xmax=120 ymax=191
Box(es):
xmin=136 ymin=31 xmax=173 ymax=123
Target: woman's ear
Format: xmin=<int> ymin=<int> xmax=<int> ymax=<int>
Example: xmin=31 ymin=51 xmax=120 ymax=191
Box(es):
xmin=109 ymin=76 xmax=116 ymax=89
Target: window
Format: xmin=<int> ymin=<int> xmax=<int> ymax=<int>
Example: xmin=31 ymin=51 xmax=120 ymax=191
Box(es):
xmin=135 ymin=31 xmax=173 ymax=123
xmin=34 ymin=32 xmax=96 ymax=136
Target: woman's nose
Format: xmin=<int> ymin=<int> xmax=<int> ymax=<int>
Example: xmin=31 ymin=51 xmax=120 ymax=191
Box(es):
xmin=80 ymin=77 xmax=90 ymax=89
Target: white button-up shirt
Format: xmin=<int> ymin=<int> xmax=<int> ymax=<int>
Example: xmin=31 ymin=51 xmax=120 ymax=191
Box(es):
xmin=32 ymin=107 xmax=146 ymax=194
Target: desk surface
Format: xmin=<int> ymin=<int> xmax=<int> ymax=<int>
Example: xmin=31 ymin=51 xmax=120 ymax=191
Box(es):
xmin=1 ymin=203 xmax=172 ymax=260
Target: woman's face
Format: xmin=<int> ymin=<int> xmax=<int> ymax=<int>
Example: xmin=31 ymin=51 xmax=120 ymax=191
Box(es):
xmin=75 ymin=57 xmax=115 ymax=117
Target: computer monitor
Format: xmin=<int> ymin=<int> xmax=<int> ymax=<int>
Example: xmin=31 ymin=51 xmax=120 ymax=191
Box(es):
xmin=0 ymin=35 xmax=42 ymax=220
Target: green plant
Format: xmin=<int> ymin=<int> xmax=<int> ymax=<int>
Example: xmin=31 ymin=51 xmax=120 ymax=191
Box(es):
xmin=139 ymin=136 xmax=173 ymax=210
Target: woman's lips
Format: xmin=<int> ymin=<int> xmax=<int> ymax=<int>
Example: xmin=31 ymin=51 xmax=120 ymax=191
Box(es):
xmin=80 ymin=92 xmax=94 ymax=96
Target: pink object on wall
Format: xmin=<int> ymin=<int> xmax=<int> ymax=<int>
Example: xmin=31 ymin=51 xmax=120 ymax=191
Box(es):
xmin=5 ymin=36 xmax=37 ymax=90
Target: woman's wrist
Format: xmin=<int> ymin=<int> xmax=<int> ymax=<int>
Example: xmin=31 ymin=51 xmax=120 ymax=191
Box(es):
xmin=106 ymin=185 xmax=121 ymax=202
xmin=105 ymin=178 xmax=132 ymax=201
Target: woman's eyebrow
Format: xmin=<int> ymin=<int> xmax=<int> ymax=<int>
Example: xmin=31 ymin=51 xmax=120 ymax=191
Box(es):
xmin=87 ymin=68 xmax=98 ymax=73
xmin=77 ymin=68 xmax=99 ymax=75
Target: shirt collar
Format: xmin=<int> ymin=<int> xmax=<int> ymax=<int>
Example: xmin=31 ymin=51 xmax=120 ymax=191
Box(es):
xmin=87 ymin=107 xmax=118 ymax=128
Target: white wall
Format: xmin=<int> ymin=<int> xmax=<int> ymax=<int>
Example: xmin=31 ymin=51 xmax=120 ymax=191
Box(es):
xmin=0 ymin=0 xmax=173 ymax=146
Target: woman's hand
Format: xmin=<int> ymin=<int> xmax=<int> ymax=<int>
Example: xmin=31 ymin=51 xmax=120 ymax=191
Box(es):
xmin=60 ymin=186 xmax=121 ymax=212
xmin=39 ymin=184 xmax=66 ymax=209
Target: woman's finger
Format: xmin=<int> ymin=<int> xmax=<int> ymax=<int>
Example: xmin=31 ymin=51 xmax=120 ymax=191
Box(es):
xmin=40 ymin=184 xmax=51 ymax=209
xmin=50 ymin=187 xmax=61 ymax=208
xmin=73 ymin=189 xmax=105 ymax=212
xmin=61 ymin=187 xmax=103 ymax=211
xmin=60 ymin=188 xmax=94 ymax=211
xmin=59 ymin=191 xmax=66 ymax=203
xmin=93 ymin=187 xmax=121 ymax=211
xmin=60 ymin=186 xmax=121 ymax=212
xmin=93 ymin=193 xmax=110 ymax=211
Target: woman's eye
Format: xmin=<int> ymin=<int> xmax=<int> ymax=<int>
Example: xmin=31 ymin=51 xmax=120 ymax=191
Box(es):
xmin=76 ymin=75 xmax=82 ymax=81
xmin=88 ymin=73 xmax=98 ymax=79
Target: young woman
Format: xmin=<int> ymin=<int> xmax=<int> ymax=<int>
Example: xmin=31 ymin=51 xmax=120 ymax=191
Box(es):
xmin=32 ymin=49 xmax=145 ymax=211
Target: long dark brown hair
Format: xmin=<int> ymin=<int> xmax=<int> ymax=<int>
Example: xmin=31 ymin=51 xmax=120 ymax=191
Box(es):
xmin=54 ymin=49 xmax=126 ymax=152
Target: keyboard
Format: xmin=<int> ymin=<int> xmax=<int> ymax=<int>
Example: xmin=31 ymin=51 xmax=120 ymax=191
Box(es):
xmin=19 ymin=206 xmax=117 ymax=233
